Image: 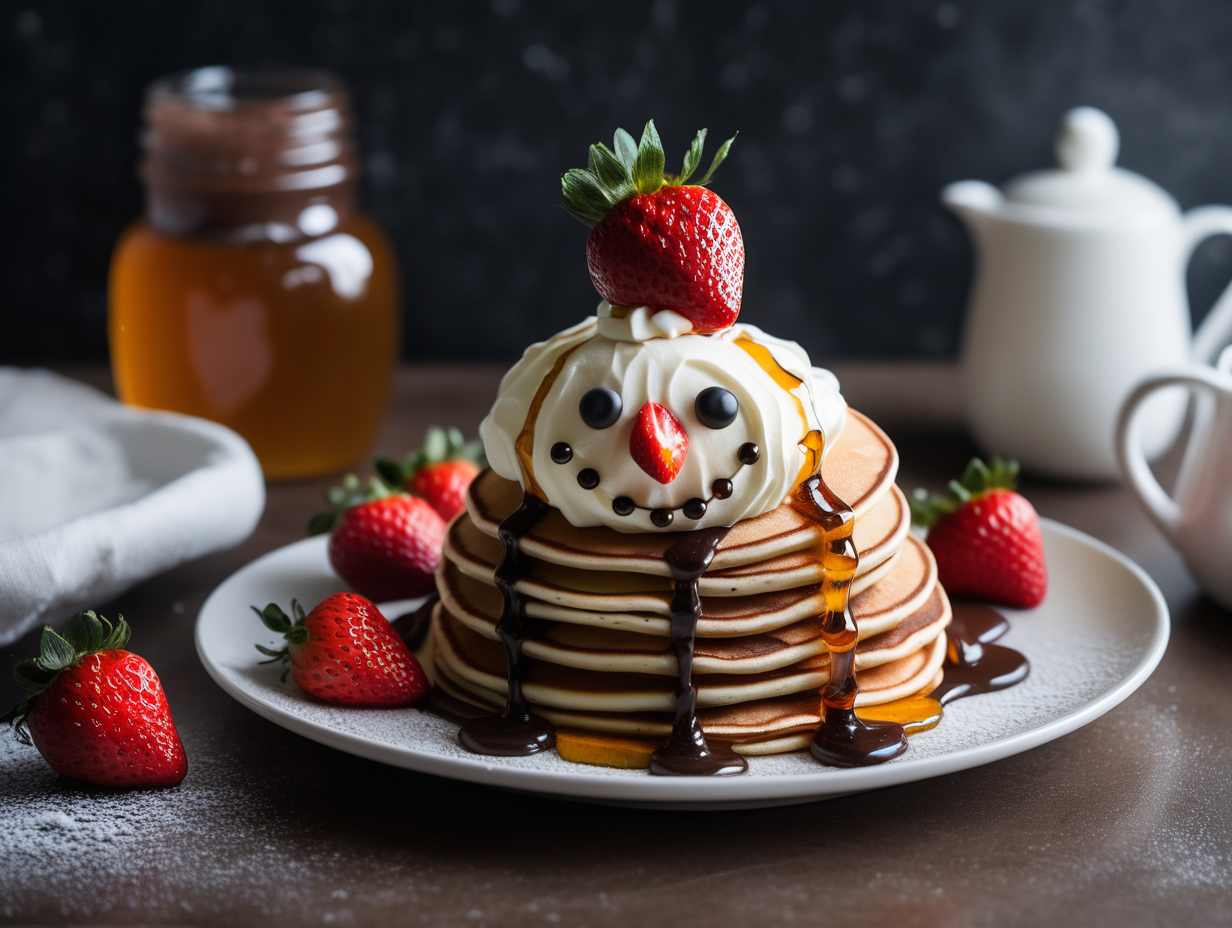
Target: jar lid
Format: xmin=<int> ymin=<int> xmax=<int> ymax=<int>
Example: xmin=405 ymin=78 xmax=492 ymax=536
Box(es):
xmin=1001 ymin=107 xmax=1177 ymax=220
xmin=142 ymin=66 xmax=358 ymax=193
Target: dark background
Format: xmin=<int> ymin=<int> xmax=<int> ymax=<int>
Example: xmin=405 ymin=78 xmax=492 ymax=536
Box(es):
xmin=7 ymin=0 xmax=1232 ymax=365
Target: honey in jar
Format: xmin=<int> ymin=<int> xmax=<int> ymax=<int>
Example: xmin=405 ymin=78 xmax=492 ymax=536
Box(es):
xmin=109 ymin=67 xmax=399 ymax=479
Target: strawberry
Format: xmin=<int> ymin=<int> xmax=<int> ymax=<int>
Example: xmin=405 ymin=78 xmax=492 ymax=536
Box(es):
xmin=562 ymin=120 xmax=743 ymax=334
xmin=254 ymin=593 xmax=428 ymax=706
xmin=2 ymin=611 xmax=187 ymax=788
xmin=311 ymin=480 xmax=445 ymax=601
xmin=629 ymin=401 xmax=689 ymax=483
xmin=375 ymin=426 xmax=486 ymax=522
xmin=409 ymin=460 xmax=479 ymax=522
xmin=910 ymin=457 xmax=1048 ymax=609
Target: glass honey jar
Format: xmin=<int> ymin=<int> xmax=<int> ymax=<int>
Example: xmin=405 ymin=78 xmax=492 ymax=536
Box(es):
xmin=109 ymin=67 xmax=399 ymax=479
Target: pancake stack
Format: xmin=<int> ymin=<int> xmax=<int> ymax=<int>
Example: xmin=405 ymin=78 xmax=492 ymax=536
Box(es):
xmin=425 ymin=408 xmax=951 ymax=757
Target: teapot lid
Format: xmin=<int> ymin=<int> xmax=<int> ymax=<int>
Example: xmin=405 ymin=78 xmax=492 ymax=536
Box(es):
xmin=1001 ymin=107 xmax=1177 ymax=219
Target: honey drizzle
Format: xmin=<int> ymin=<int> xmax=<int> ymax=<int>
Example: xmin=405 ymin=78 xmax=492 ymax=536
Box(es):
xmin=514 ymin=341 xmax=585 ymax=501
xmin=733 ymin=337 xmax=823 ymax=488
xmin=735 ymin=335 xmax=903 ymax=766
xmin=858 ymin=695 xmax=943 ymax=735
xmin=792 ymin=473 xmax=909 ymax=766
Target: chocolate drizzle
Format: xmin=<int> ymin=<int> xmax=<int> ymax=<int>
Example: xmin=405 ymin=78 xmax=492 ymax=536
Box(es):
xmin=931 ymin=600 xmax=1030 ymax=705
xmin=649 ymin=526 xmax=748 ymax=777
xmin=792 ymin=471 xmax=909 ymax=767
xmin=459 ymin=493 xmax=557 ymax=756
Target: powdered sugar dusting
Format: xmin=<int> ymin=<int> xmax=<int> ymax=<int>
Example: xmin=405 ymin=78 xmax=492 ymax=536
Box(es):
xmin=217 ymin=604 xmax=1145 ymax=780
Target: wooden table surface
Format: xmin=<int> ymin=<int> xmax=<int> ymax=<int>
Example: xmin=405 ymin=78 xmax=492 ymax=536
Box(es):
xmin=4 ymin=363 xmax=1231 ymax=927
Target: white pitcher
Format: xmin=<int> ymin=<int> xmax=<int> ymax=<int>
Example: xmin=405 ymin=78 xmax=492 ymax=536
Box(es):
xmin=1118 ymin=347 xmax=1232 ymax=610
xmin=944 ymin=106 xmax=1232 ymax=480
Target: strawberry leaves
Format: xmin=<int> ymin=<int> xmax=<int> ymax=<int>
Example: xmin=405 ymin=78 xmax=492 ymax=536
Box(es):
xmin=308 ymin=474 xmax=392 ymax=536
xmin=561 ymin=120 xmax=737 ymax=227
xmin=910 ymin=457 xmax=1021 ymax=529
xmin=696 ymin=132 xmax=737 ymax=187
xmin=374 ymin=426 xmax=486 ymax=495
xmin=678 ymin=128 xmax=706 ymax=185
xmin=253 ymin=600 xmax=310 ymax=682
xmin=2 ymin=611 xmax=131 ymax=744
xmin=309 ymin=427 xmax=484 ymax=536
xmin=632 ymin=119 xmax=665 ymax=195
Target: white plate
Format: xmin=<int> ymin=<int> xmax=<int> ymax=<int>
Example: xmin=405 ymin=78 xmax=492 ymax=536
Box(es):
xmin=196 ymin=520 xmax=1169 ymax=810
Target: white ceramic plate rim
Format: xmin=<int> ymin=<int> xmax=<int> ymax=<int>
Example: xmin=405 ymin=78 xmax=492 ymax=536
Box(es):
xmin=196 ymin=519 xmax=1169 ymax=806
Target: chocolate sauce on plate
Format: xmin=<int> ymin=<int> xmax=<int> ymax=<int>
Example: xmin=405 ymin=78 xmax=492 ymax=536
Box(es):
xmin=648 ymin=526 xmax=748 ymax=777
xmin=930 ymin=600 xmax=1029 ymax=705
xmin=459 ymin=494 xmax=557 ymax=756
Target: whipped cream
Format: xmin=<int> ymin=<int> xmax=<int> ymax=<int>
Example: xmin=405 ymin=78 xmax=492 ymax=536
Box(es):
xmin=480 ymin=312 xmax=846 ymax=533
xmin=595 ymin=301 xmax=694 ymax=342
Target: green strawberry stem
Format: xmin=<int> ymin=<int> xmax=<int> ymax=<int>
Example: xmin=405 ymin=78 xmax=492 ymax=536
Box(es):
xmin=374 ymin=426 xmax=486 ymax=494
xmin=909 ymin=457 xmax=1021 ymax=529
xmin=307 ymin=474 xmax=391 ymax=535
xmin=1 ymin=611 xmax=131 ymax=744
xmin=561 ymin=120 xmax=737 ymax=227
xmin=309 ymin=427 xmax=486 ymax=536
xmin=252 ymin=600 xmax=310 ymax=683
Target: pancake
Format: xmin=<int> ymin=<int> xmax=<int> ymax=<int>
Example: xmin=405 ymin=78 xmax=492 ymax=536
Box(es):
xmin=424 ymin=398 xmax=966 ymax=761
xmin=431 ymin=625 xmax=949 ymax=749
xmin=443 ymin=482 xmax=910 ymax=603
xmin=441 ymin=532 xmax=931 ymax=655
xmin=465 ymin=408 xmax=898 ymax=576
xmin=432 ymin=583 xmax=950 ymax=712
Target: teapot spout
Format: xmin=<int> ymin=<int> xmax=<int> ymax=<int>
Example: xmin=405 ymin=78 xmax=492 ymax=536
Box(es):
xmin=941 ymin=180 xmax=1004 ymax=226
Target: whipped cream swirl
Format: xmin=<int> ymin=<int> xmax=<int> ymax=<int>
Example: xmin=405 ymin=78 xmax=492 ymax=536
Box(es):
xmin=480 ymin=308 xmax=846 ymax=533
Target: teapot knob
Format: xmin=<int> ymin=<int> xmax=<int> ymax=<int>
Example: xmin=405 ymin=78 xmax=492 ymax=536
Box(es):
xmin=1056 ymin=106 xmax=1119 ymax=173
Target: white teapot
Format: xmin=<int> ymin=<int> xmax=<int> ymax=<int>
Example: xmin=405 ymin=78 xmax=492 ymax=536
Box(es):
xmin=944 ymin=106 xmax=1232 ymax=480
xmin=1118 ymin=347 xmax=1232 ymax=610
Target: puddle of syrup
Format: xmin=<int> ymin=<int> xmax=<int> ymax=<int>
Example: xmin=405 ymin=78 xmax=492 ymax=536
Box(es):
xmin=858 ymin=695 xmax=943 ymax=735
xmin=458 ymin=494 xmax=557 ymax=756
xmin=930 ymin=600 xmax=1029 ymax=705
xmin=649 ymin=526 xmax=748 ymax=777
xmin=793 ymin=468 xmax=909 ymax=767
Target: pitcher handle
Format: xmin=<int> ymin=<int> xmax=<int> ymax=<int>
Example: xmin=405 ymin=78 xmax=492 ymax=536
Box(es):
xmin=1183 ymin=206 xmax=1232 ymax=364
xmin=1117 ymin=368 xmax=1222 ymax=538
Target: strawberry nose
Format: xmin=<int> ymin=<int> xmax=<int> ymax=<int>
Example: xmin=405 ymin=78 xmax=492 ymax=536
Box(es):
xmin=630 ymin=402 xmax=689 ymax=484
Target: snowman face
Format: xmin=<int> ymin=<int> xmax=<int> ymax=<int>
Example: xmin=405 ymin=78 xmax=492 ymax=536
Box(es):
xmin=481 ymin=320 xmax=829 ymax=533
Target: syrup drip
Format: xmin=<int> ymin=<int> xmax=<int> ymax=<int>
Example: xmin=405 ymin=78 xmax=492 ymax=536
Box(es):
xmin=459 ymin=493 xmax=557 ymax=756
xmin=733 ymin=337 xmax=821 ymax=488
xmin=649 ymin=526 xmax=748 ymax=777
xmin=930 ymin=600 xmax=1029 ymax=705
xmin=793 ymin=468 xmax=908 ymax=767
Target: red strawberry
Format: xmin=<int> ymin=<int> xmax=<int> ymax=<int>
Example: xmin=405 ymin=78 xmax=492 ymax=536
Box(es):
xmin=911 ymin=457 xmax=1048 ymax=609
xmin=410 ymin=459 xmax=480 ymax=521
xmin=375 ymin=426 xmax=487 ymax=522
xmin=562 ymin=120 xmax=743 ymax=334
xmin=629 ymin=401 xmax=689 ymax=483
xmin=2 ymin=611 xmax=187 ymax=788
xmin=254 ymin=593 xmax=428 ymax=706
xmin=327 ymin=494 xmax=445 ymax=601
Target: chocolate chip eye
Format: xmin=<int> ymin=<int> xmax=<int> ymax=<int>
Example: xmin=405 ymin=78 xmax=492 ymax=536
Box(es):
xmin=695 ymin=387 xmax=739 ymax=429
xmin=579 ymin=388 xmax=622 ymax=429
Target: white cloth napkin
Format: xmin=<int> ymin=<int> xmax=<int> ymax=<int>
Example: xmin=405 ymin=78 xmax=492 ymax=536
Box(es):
xmin=0 ymin=368 xmax=265 ymax=644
